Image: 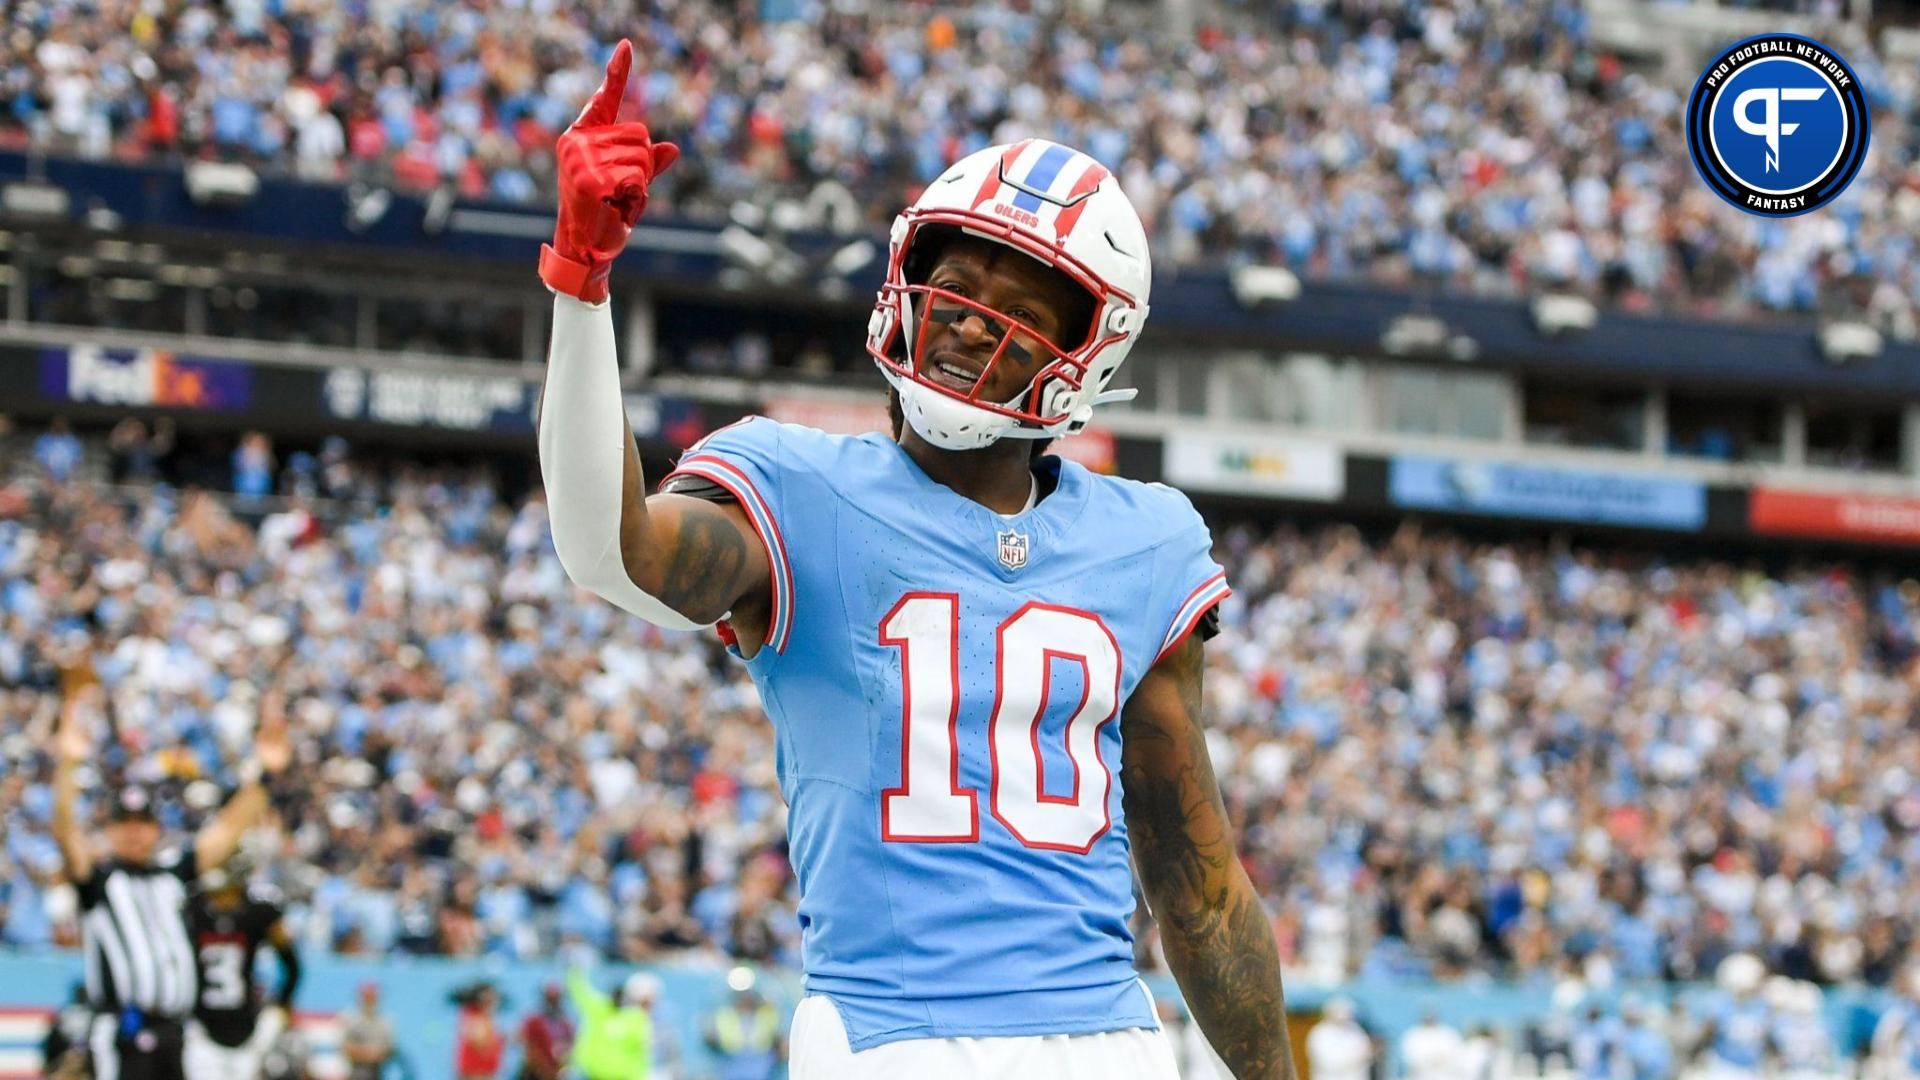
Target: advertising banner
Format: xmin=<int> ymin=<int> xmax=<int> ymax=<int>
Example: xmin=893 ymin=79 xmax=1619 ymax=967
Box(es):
xmin=1750 ymin=487 xmax=1920 ymax=545
xmin=322 ymin=367 xmax=532 ymax=434
xmin=41 ymin=344 xmax=253 ymax=411
xmin=1165 ymin=431 xmax=1343 ymax=501
xmin=1389 ymin=455 xmax=1706 ymax=530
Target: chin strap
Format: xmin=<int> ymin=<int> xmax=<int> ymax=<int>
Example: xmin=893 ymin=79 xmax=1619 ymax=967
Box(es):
xmin=1090 ymin=388 xmax=1138 ymax=406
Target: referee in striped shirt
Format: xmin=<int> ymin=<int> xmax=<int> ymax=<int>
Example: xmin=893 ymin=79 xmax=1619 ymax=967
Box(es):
xmin=51 ymin=681 xmax=291 ymax=1080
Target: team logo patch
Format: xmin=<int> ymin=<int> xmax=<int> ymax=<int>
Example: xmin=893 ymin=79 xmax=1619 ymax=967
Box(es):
xmin=1686 ymin=33 xmax=1869 ymax=217
xmin=996 ymin=529 xmax=1029 ymax=571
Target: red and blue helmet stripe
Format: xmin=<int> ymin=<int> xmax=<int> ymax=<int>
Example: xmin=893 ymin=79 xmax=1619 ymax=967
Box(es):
xmin=967 ymin=139 xmax=1112 ymax=241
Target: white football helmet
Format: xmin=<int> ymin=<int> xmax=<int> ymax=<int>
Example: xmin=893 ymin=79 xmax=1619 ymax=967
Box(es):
xmin=867 ymin=139 xmax=1152 ymax=450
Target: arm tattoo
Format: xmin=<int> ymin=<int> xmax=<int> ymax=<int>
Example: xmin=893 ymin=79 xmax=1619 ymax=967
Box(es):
xmin=1123 ymin=635 xmax=1296 ymax=1080
xmin=617 ymin=445 xmax=758 ymax=626
xmin=651 ymin=508 xmax=751 ymax=621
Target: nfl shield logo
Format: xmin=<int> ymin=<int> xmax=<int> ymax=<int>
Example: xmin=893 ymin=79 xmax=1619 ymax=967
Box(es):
xmin=996 ymin=529 xmax=1029 ymax=571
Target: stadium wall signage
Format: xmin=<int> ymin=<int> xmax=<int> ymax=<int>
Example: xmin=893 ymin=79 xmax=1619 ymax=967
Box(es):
xmin=1164 ymin=431 xmax=1344 ymax=501
xmin=1749 ymin=487 xmax=1920 ymax=545
xmin=40 ymin=344 xmax=253 ymax=411
xmin=1389 ymin=456 xmax=1707 ymax=530
xmin=322 ymin=367 xmax=532 ymax=434
xmin=12 ymin=343 xmax=531 ymax=440
xmin=3 ymin=341 xmax=710 ymax=448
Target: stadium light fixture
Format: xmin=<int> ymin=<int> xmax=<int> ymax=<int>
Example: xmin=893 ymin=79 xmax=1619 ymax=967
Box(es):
xmin=826 ymin=239 xmax=876 ymax=278
xmin=1818 ymin=321 xmax=1882 ymax=365
xmin=422 ymin=187 xmax=455 ymax=236
xmin=1381 ymin=312 xmax=1451 ymax=356
xmin=1531 ymin=293 xmax=1598 ymax=337
xmin=1 ymin=181 xmax=70 ymax=220
xmin=104 ymin=278 xmax=161 ymax=302
xmin=1228 ymin=264 xmax=1301 ymax=307
xmin=728 ymin=201 xmax=768 ymax=230
xmin=344 ymin=185 xmax=392 ymax=233
xmin=718 ymin=225 xmax=778 ymax=272
xmin=184 ymin=161 xmax=260 ymax=207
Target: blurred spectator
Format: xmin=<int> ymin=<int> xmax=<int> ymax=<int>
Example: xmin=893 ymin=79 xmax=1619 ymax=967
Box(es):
xmin=1702 ymin=954 xmax=1773 ymax=1078
xmin=703 ymin=976 xmax=781 ymax=1080
xmin=1768 ymin=977 xmax=1836 ymax=1077
xmin=1400 ymin=1011 xmax=1466 ymax=1080
xmin=1869 ymin=966 xmax=1920 ymax=1079
xmin=1460 ymin=1024 xmax=1508 ymax=1080
xmin=32 ymin=417 xmax=81 ymax=484
xmin=343 ymin=983 xmax=396 ymax=1080
xmin=107 ymin=418 xmax=174 ymax=485
xmin=568 ymin=970 xmax=654 ymax=1080
xmin=232 ymin=431 xmax=276 ymax=499
xmin=1569 ymin=1004 xmax=1620 ymax=1079
xmin=1304 ymin=997 xmax=1371 ymax=1080
xmin=453 ymin=981 xmax=505 ymax=1080
xmin=1665 ymin=999 xmax=1710 ymax=1075
xmin=1616 ymin=1000 xmax=1673 ymax=1080
xmin=516 ymin=982 xmax=573 ymax=1080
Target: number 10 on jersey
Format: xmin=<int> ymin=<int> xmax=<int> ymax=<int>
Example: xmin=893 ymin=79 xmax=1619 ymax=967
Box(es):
xmin=879 ymin=593 xmax=1122 ymax=854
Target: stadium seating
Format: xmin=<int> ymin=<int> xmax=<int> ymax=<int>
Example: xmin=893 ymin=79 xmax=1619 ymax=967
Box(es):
xmin=3 ymin=429 xmax=1914 ymax=1003
xmin=1 ymin=0 xmax=1915 ymax=331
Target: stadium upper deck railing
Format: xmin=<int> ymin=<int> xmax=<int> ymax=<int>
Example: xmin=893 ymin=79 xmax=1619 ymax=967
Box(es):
xmin=3 ymin=151 xmax=1918 ymax=404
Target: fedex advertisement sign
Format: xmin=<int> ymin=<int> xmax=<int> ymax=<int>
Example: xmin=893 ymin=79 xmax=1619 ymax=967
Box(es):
xmin=41 ymin=344 xmax=253 ymax=410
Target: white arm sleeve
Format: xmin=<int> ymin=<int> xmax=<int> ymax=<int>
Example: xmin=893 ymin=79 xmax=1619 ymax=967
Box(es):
xmin=537 ymin=293 xmax=705 ymax=631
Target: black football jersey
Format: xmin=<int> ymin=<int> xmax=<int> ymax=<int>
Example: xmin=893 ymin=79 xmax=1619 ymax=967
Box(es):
xmin=188 ymin=887 xmax=283 ymax=1047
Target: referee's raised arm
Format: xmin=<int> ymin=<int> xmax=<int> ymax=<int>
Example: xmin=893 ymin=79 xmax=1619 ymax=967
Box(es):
xmin=194 ymin=684 xmax=294 ymax=871
xmin=49 ymin=682 xmax=101 ymax=885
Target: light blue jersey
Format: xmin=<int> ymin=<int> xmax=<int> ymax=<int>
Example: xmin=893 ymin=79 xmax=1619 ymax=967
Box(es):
xmin=1876 ymin=999 xmax=1920 ymax=1074
xmin=1708 ymin=996 xmax=1772 ymax=1070
xmin=664 ymin=418 xmax=1229 ymax=1050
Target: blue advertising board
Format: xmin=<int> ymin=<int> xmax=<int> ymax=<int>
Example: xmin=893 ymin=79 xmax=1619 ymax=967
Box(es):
xmin=41 ymin=344 xmax=254 ymax=411
xmin=1389 ymin=455 xmax=1706 ymax=531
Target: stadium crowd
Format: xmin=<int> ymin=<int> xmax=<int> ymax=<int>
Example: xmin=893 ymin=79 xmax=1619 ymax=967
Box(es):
xmin=0 ymin=415 xmax=1917 ymax=1022
xmin=2 ymin=0 xmax=1919 ymax=332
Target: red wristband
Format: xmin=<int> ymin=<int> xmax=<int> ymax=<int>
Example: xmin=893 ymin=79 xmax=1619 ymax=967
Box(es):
xmin=539 ymin=243 xmax=611 ymax=305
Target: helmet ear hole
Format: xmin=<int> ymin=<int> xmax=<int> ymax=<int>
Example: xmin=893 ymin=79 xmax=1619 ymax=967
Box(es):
xmin=1059 ymin=287 xmax=1098 ymax=352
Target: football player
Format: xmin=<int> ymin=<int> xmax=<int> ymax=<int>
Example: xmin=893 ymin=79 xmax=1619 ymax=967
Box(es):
xmin=184 ymin=858 xmax=301 ymax=1080
xmin=539 ymin=41 xmax=1294 ymax=1079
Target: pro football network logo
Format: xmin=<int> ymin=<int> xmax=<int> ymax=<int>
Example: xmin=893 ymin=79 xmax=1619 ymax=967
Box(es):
xmin=1686 ymin=33 xmax=1869 ymax=217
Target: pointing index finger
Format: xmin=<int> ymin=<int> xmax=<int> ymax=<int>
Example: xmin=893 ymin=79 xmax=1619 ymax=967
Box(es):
xmin=577 ymin=40 xmax=634 ymax=128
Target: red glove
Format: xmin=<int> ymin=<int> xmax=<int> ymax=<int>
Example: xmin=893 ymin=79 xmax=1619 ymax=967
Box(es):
xmin=539 ymin=40 xmax=680 ymax=304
